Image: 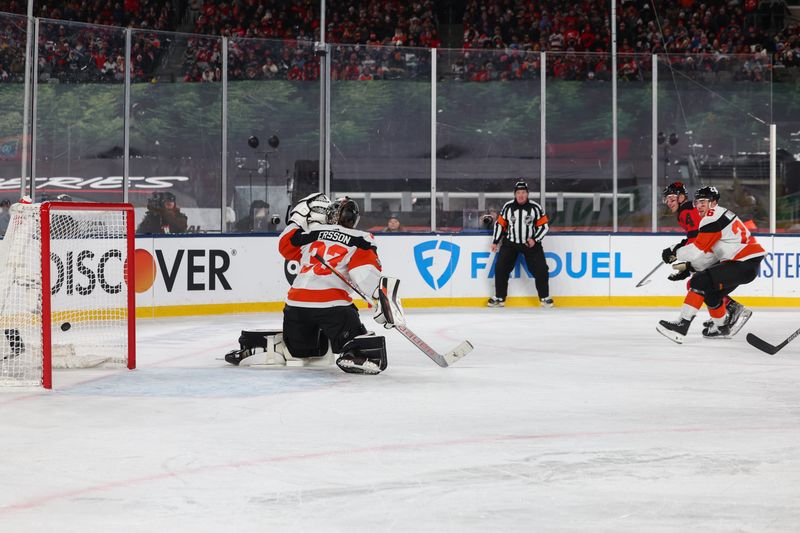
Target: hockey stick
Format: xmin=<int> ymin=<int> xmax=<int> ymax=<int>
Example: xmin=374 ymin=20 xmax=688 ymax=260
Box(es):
xmin=746 ymin=328 xmax=800 ymax=355
xmin=313 ymin=253 xmax=473 ymax=367
xmin=635 ymin=261 xmax=664 ymax=287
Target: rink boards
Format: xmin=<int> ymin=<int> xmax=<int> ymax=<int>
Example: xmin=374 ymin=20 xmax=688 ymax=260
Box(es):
xmin=128 ymin=233 xmax=800 ymax=317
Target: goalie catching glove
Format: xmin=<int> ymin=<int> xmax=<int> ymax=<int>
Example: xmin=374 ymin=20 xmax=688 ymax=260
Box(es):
xmin=373 ymin=276 xmax=406 ymax=329
xmin=288 ymin=192 xmax=330 ymax=232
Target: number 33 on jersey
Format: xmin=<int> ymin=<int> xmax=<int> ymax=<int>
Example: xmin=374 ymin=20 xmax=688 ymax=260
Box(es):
xmin=279 ymin=224 xmax=382 ymax=308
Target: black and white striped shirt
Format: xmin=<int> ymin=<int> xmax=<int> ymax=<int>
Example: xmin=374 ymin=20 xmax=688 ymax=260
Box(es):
xmin=492 ymin=200 xmax=549 ymax=244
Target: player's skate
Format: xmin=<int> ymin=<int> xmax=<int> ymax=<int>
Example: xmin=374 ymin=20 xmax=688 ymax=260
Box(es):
xmin=724 ymin=300 xmax=751 ymax=337
xmin=540 ymin=297 xmax=554 ymax=308
xmin=487 ymin=297 xmax=505 ymax=308
xmin=701 ymin=299 xmax=743 ymax=328
xmin=702 ymin=322 xmax=731 ymax=339
xmin=657 ymin=317 xmax=694 ymax=344
xmin=700 ymin=300 xmax=750 ymax=336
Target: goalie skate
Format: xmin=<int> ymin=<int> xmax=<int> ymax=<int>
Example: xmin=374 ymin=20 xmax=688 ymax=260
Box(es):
xmin=335 ymin=354 xmax=382 ymax=375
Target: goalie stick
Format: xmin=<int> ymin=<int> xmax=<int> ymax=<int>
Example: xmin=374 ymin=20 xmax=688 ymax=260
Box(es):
xmin=635 ymin=261 xmax=664 ymax=288
xmin=746 ymin=328 xmax=800 ymax=355
xmin=313 ymin=253 xmax=473 ymax=367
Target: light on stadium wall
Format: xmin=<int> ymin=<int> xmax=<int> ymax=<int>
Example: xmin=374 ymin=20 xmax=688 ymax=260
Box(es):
xmin=240 ymin=134 xmax=281 ymax=217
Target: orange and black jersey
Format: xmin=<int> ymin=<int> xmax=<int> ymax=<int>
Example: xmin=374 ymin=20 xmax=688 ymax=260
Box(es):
xmin=676 ymin=205 xmax=765 ymax=271
xmin=278 ymin=223 xmax=382 ymax=308
xmin=492 ymin=200 xmax=549 ymax=245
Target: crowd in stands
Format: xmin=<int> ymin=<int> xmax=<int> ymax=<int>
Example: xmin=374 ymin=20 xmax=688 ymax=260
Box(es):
xmin=181 ymin=0 xmax=798 ymax=83
xmin=0 ymin=0 xmax=174 ymax=83
xmin=0 ymin=0 xmax=174 ymax=28
xmin=1 ymin=0 xmax=799 ymax=85
xmin=460 ymin=0 xmax=796 ymax=81
xmin=0 ymin=11 xmax=25 ymax=81
xmin=183 ymin=0 xmax=439 ymax=82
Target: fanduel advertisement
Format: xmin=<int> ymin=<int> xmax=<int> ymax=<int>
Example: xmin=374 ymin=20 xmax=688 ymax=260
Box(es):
xmin=127 ymin=234 xmax=798 ymax=314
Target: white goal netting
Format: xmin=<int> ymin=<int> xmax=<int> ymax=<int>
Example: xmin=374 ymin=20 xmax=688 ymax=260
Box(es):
xmin=0 ymin=202 xmax=134 ymax=388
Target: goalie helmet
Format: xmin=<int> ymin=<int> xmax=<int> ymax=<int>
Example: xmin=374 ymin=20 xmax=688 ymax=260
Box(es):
xmin=694 ymin=185 xmax=720 ymax=202
xmin=326 ymin=196 xmax=360 ymax=229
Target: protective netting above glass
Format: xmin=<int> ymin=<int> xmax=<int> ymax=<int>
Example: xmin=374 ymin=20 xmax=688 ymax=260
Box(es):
xmin=545 ymin=52 xmax=613 ymax=230
xmin=329 ymin=43 xmax=432 ymax=233
xmin=34 ymin=18 xmax=127 ymax=204
xmin=226 ymin=37 xmax=320 ymax=234
xmin=616 ymin=53 xmax=652 ymax=231
xmin=436 ymin=47 xmax=541 ymax=232
xmin=656 ymin=53 xmax=773 ymax=231
xmin=130 ymin=30 xmax=222 ymax=234
xmin=1 ymin=11 xmax=795 ymax=235
xmin=0 ymin=12 xmax=27 ymax=212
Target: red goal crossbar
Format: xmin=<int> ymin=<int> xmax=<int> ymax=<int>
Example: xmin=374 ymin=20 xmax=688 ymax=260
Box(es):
xmin=39 ymin=202 xmax=136 ymax=389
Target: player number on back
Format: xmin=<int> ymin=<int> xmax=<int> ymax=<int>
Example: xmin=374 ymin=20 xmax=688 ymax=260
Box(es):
xmin=731 ymin=219 xmax=748 ymax=244
xmin=302 ymin=242 xmax=348 ymax=275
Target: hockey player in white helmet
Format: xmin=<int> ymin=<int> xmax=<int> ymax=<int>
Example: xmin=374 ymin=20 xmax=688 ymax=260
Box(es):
xmin=224 ymin=193 xmax=404 ymax=374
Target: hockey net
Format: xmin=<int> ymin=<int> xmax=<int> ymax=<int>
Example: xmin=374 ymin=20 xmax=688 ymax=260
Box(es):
xmin=0 ymin=201 xmax=136 ymax=388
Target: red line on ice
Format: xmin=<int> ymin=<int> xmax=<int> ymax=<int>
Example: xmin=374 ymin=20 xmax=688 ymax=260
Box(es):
xmin=0 ymin=424 xmax=793 ymax=514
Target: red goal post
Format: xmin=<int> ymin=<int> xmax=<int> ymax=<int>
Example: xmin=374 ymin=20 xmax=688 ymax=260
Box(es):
xmin=1 ymin=201 xmax=136 ymax=389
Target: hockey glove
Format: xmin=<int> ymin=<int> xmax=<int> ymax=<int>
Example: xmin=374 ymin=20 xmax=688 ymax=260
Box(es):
xmin=668 ymin=261 xmax=694 ymax=281
xmin=373 ymin=276 xmax=406 ymax=329
xmin=668 ymin=269 xmax=691 ymax=282
xmin=288 ymin=192 xmax=330 ymax=232
xmin=661 ymin=247 xmax=677 ymax=264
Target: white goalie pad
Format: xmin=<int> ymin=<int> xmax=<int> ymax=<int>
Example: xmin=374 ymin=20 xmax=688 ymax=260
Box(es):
xmin=232 ymin=330 xmax=334 ymax=369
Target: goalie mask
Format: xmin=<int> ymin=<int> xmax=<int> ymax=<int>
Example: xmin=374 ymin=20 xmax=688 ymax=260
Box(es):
xmin=327 ymin=196 xmax=360 ymax=229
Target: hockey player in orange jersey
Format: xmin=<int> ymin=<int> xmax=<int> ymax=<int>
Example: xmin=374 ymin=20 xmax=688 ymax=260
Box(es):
xmin=224 ymin=193 xmax=404 ymax=374
xmin=657 ymin=186 xmax=765 ymax=343
xmin=660 ymin=181 xmax=745 ymax=335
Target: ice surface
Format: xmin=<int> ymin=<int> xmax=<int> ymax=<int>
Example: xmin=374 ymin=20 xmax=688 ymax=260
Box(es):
xmin=2 ymin=308 xmax=800 ymax=532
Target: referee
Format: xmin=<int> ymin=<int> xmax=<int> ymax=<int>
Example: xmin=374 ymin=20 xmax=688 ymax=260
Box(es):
xmin=488 ymin=180 xmax=553 ymax=308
